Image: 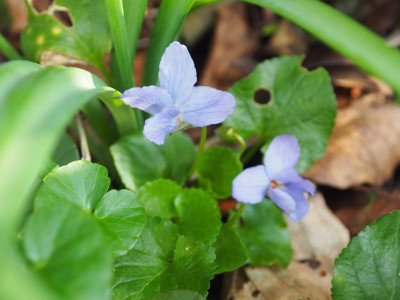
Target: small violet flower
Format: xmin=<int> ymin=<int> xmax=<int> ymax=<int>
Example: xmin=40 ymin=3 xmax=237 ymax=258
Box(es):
xmin=232 ymin=135 xmax=315 ymax=221
xmin=121 ymin=41 xmax=236 ymax=145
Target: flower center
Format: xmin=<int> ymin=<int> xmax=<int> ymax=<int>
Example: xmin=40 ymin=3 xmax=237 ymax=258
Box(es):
xmin=270 ymin=180 xmax=279 ymax=189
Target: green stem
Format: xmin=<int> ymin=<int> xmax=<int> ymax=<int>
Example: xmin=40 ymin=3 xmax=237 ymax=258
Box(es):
xmin=236 ymin=134 xmax=246 ymax=157
xmin=241 ymin=140 xmax=263 ymax=164
xmin=244 ymin=0 xmax=400 ymax=98
xmin=226 ymin=203 xmax=247 ymax=227
xmin=0 ymin=33 xmax=22 ymax=60
xmin=186 ymin=127 xmax=207 ymax=181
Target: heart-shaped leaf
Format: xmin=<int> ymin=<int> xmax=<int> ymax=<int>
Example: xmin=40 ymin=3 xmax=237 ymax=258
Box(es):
xmin=224 ymin=56 xmax=336 ymax=172
xmin=35 ymin=160 xmax=146 ymax=256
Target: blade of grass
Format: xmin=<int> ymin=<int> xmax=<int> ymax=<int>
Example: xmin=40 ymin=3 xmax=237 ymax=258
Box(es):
xmin=0 ymin=33 xmax=22 ymax=60
xmin=143 ymin=0 xmax=195 ymax=86
xmin=244 ymin=0 xmax=400 ymax=97
xmin=110 ymin=0 xmax=147 ymax=90
xmin=104 ymin=0 xmax=143 ymax=132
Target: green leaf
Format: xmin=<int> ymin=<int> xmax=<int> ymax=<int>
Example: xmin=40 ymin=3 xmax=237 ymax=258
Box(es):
xmin=197 ymin=146 xmax=242 ymax=199
xmin=175 ymin=189 xmax=222 ymax=244
xmin=151 ymin=290 xmax=204 ymax=300
xmin=52 ymin=133 xmax=79 ymax=166
xmin=331 ymin=211 xmax=400 ymax=299
xmin=0 ymin=61 xmax=111 ymax=300
xmin=35 ymin=160 xmax=146 ymax=256
xmin=237 ymin=200 xmax=292 ymax=267
xmin=23 ymin=203 xmax=113 ymax=300
xmin=21 ymin=0 xmax=111 ymax=70
xmin=214 ymin=225 xmax=248 ymax=274
xmin=95 ymin=189 xmax=146 ymax=256
xmin=111 ymin=132 xmax=195 ymax=191
xmin=137 ymin=179 xmax=182 ymax=219
xmin=143 ymin=0 xmax=195 ymax=85
xmin=35 ymin=160 xmax=110 ymax=211
xmin=112 ymin=217 xmax=215 ymax=299
xmin=224 ymin=56 xmax=336 ymax=172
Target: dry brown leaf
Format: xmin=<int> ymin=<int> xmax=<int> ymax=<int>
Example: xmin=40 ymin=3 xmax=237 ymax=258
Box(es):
xmin=199 ymin=2 xmax=259 ymax=90
xmin=227 ymin=194 xmax=349 ymax=300
xmin=4 ymin=0 xmax=28 ymax=35
xmin=287 ymin=193 xmax=350 ymax=273
xmin=243 ymin=262 xmax=332 ymax=300
xmin=267 ymin=20 xmax=308 ymax=55
xmin=304 ymin=93 xmax=400 ymax=189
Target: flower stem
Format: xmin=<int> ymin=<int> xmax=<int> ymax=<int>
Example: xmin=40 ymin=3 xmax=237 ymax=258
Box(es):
xmin=226 ymin=203 xmax=247 ymax=227
xmin=186 ymin=127 xmax=207 ymax=181
xmin=75 ymin=113 xmax=91 ymax=161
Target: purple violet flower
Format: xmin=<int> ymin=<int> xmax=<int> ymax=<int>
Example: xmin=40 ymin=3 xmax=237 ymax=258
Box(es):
xmin=232 ymin=135 xmax=315 ymax=221
xmin=121 ymin=41 xmax=236 ymax=145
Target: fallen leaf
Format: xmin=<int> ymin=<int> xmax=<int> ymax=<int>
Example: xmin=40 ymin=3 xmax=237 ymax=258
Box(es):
xmin=243 ymin=262 xmax=332 ymax=300
xmin=287 ymin=193 xmax=350 ymax=273
xmin=199 ymin=2 xmax=259 ymax=90
xmin=304 ymin=93 xmax=400 ymax=189
xmin=227 ymin=193 xmax=350 ymax=299
xmin=267 ymin=20 xmax=308 ymax=56
xmin=4 ymin=0 xmax=27 ymax=35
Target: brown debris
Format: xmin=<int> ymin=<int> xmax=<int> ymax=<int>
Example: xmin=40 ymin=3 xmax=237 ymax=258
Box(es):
xmin=199 ymin=2 xmax=259 ymax=90
xmin=304 ymin=93 xmax=400 ymax=189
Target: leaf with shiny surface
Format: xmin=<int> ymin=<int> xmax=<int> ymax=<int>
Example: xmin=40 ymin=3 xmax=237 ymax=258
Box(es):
xmin=331 ymin=211 xmax=400 ymax=299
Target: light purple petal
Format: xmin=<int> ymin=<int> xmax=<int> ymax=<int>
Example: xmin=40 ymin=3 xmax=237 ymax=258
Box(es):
xmin=121 ymin=86 xmax=173 ymax=114
xmin=158 ymin=41 xmax=196 ymax=107
xmin=143 ymin=107 xmax=180 ymax=145
xmin=264 ymin=135 xmax=300 ymax=178
xmin=268 ymin=187 xmax=296 ymax=215
xmin=180 ymin=86 xmax=235 ymax=127
xmin=232 ymin=165 xmax=269 ymax=204
xmin=275 ymin=168 xmax=315 ymax=196
xmin=285 ymin=185 xmax=310 ymax=221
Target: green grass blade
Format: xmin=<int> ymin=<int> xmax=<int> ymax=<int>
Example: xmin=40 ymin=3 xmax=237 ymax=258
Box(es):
xmin=105 ymin=0 xmax=143 ymax=131
xmin=0 ymin=33 xmax=22 ymax=60
xmin=143 ymin=0 xmax=195 ymax=86
xmin=244 ymin=0 xmax=400 ymax=96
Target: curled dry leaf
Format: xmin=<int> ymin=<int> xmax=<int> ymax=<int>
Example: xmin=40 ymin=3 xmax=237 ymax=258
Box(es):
xmin=304 ymin=93 xmax=400 ymax=189
xmin=227 ymin=193 xmax=350 ymax=300
xmin=199 ymin=2 xmax=259 ymax=90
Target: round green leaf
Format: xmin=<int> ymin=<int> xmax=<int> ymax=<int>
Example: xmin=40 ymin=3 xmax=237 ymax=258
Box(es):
xmin=95 ymin=189 xmax=146 ymax=256
xmin=112 ymin=217 xmax=215 ymax=300
xmin=175 ymin=189 xmax=222 ymax=244
xmin=237 ymin=200 xmax=292 ymax=267
xmin=197 ymin=146 xmax=243 ymax=199
xmin=111 ymin=132 xmax=195 ymax=191
xmin=35 ymin=160 xmax=146 ymax=256
xmin=332 ymin=211 xmax=400 ymax=300
xmin=224 ymin=56 xmax=336 ymax=172
xmin=35 ymin=160 xmax=110 ymax=211
xmin=214 ymin=225 xmax=248 ymax=274
xmin=137 ymin=179 xmax=182 ymax=219
xmin=23 ymin=203 xmax=113 ymax=300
